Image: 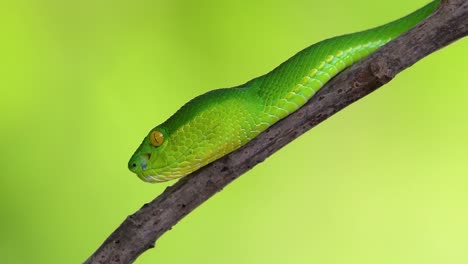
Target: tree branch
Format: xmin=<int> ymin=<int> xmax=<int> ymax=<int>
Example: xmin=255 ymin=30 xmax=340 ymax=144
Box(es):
xmin=85 ymin=1 xmax=467 ymax=263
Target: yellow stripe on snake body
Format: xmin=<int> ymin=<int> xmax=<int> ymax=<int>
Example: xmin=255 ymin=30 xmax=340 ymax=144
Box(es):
xmin=129 ymin=1 xmax=439 ymax=183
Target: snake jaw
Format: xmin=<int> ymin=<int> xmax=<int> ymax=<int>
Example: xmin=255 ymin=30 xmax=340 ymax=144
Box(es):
xmin=134 ymin=170 xmax=159 ymax=183
xmin=138 ymin=171 xmax=173 ymax=183
xmin=142 ymin=174 xmax=159 ymax=183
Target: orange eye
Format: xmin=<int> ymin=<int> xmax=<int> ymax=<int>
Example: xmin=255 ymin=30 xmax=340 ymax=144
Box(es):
xmin=150 ymin=130 xmax=164 ymax=147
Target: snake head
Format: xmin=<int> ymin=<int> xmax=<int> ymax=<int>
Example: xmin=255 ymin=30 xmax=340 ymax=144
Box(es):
xmin=128 ymin=127 xmax=171 ymax=183
xmin=128 ymin=88 xmax=250 ymax=183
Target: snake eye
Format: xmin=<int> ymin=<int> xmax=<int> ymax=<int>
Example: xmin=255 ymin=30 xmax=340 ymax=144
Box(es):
xmin=150 ymin=130 xmax=164 ymax=147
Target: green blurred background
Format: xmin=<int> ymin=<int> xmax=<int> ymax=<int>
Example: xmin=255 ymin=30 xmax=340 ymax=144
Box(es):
xmin=1 ymin=0 xmax=467 ymax=263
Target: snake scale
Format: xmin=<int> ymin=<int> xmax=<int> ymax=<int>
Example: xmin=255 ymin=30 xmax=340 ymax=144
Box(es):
xmin=129 ymin=1 xmax=440 ymax=183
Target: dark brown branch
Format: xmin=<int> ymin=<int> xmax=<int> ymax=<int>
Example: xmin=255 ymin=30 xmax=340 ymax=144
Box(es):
xmin=85 ymin=1 xmax=467 ymax=263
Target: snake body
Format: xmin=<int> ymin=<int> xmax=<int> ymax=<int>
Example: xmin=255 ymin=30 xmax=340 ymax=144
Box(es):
xmin=129 ymin=1 xmax=439 ymax=183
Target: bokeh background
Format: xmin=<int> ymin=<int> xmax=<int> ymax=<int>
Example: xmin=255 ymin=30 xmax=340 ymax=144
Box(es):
xmin=1 ymin=0 xmax=467 ymax=263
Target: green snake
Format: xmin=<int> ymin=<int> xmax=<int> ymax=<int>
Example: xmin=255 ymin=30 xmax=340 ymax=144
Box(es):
xmin=129 ymin=0 xmax=440 ymax=183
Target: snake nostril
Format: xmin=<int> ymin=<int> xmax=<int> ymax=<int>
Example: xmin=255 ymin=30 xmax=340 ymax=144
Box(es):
xmin=132 ymin=163 xmax=137 ymax=168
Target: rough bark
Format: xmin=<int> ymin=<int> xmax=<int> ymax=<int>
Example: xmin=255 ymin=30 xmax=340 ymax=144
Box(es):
xmin=85 ymin=0 xmax=467 ymax=263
